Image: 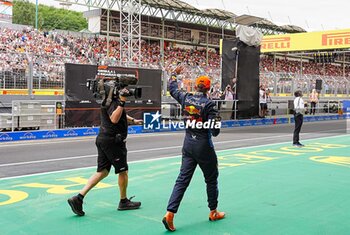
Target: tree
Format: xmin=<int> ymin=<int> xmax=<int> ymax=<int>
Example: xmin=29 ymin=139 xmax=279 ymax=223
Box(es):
xmin=13 ymin=0 xmax=88 ymax=31
xmin=12 ymin=0 xmax=35 ymax=26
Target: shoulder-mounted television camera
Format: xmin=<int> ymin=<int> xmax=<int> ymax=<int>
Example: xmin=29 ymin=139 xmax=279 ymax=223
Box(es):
xmin=86 ymin=74 xmax=142 ymax=106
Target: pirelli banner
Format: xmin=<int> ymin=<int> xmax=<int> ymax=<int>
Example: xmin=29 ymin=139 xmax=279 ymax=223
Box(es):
xmin=261 ymin=28 xmax=350 ymax=53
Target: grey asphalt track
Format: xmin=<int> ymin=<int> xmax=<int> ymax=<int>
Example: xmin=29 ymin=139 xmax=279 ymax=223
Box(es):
xmin=0 ymin=119 xmax=348 ymax=178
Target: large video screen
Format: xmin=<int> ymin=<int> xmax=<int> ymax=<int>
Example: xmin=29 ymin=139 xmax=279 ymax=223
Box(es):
xmin=65 ymin=63 xmax=162 ymax=127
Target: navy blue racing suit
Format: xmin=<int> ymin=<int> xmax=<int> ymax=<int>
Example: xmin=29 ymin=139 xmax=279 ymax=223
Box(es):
xmin=166 ymin=75 xmax=221 ymax=213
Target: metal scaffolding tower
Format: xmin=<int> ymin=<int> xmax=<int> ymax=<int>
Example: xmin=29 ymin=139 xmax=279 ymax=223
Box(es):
xmin=119 ymin=0 xmax=141 ymax=66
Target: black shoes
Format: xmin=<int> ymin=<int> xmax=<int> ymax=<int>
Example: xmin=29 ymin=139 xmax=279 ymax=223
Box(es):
xmin=118 ymin=196 xmax=141 ymax=210
xmin=68 ymin=195 xmax=85 ymax=216
xmin=293 ymin=142 xmax=305 ymax=148
xmin=68 ymin=195 xmax=141 ymax=215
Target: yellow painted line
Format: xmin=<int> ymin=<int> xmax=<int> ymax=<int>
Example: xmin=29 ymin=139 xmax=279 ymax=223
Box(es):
xmin=0 ymin=89 xmax=28 ymax=95
xmin=0 ymin=89 xmax=64 ymax=96
xmin=32 ymin=90 xmax=64 ymax=96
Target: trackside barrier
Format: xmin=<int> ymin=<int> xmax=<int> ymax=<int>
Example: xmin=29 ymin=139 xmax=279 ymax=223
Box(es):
xmin=0 ymin=113 xmax=349 ymax=142
xmin=343 ymin=100 xmax=350 ymax=113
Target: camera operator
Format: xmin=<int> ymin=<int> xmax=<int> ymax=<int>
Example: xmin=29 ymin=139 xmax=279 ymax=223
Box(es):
xmin=67 ymin=88 xmax=143 ymax=216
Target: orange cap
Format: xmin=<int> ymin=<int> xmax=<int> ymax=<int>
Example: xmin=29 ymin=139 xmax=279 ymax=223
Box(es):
xmin=195 ymin=76 xmax=211 ymax=90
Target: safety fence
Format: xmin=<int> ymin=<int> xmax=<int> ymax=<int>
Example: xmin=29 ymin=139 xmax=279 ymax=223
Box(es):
xmin=161 ymin=100 xmax=238 ymax=121
xmin=0 ymin=52 xmax=223 ymax=94
xmin=161 ymin=99 xmax=347 ymax=120
xmin=1 ymin=51 xmax=350 ymax=98
xmin=260 ymin=72 xmax=350 ymax=97
xmin=0 ymin=52 xmax=71 ymax=91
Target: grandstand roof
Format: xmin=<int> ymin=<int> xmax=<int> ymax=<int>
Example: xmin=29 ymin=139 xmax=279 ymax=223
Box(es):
xmin=255 ymin=19 xmax=278 ymax=27
xmin=233 ymin=14 xmax=264 ymax=26
xmin=250 ymin=19 xmax=306 ymax=34
xmin=56 ymin=0 xmax=305 ymax=34
xmin=142 ymin=0 xmax=238 ymax=21
xmin=280 ymin=25 xmax=306 ymax=32
xmin=141 ymin=0 xmax=198 ymax=13
xmin=201 ymin=8 xmax=237 ymax=20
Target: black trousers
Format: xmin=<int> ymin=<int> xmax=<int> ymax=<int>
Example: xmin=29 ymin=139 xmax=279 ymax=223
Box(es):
xmin=293 ymin=114 xmax=304 ymax=144
xmin=167 ymin=137 xmax=219 ymax=213
xmin=310 ymin=102 xmax=316 ymax=115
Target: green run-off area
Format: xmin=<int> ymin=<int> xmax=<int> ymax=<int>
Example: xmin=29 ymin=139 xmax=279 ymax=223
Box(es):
xmin=1 ymin=135 xmax=350 ymax=235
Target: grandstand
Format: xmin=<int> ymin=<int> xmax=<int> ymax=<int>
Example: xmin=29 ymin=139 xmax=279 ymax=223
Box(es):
xmin=0 ymin=17 xmax=350 ymax=94
xmin=0 ymin=0 xmax=349 ymax=100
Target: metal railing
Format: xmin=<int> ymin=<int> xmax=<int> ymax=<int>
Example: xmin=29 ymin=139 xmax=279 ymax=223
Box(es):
xmin=161 ymin=99 xmax=345 ymax=121
xmin=0 ymin=98 xmax=346 ymax=132
xmin=264 ymin=99 xmax=343 ymax=118
xmin=260 ymin=71 xmax=350 ymax=97
xmin=0 ymin=52 xmax=72 ymax=90
xmin=0 ymin=54 xmax=349 ymax=97
xmin=161 ymin=100 xmax=238 ymax=121
xmin=0 ymin=100 xmax=64 ymax=131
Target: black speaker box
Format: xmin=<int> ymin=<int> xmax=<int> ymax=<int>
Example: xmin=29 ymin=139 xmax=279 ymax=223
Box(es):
xmin=221 ymin=39 xmax=260 ymax=119
xmin=316 ymin=79 xmax=322 ymax=90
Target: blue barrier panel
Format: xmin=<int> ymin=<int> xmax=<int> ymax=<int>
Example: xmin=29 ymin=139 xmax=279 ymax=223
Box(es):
xmin=254 ymin=119 xmax=265 ymax=126
xmin=331 ymin=115 xmax=338 ymax=120
xmin=220 ymin=122 xmax=230 ymax=128
xmin=343 ymin=100 xmax=350 ymax=113
xmin=275 ymin=118 xmax=289 ymax=124
xmin=0 ymin=127 xmax=100 ymax=142
xmin=1 ymin=114 xmax=349 ymax=142
xmin=0 ymin=132 xmax=14 ymax=141
xmin=264 ymin=119 xmax=275 ymax=125
xmin=305 ymin=116 xmax=317 ymax=122
xmin=316 ymin=116 xmax=325 ymax=121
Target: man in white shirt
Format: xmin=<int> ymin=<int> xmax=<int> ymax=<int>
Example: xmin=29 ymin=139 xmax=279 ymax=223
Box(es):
xmin=259 ymin=85 xmax=267 ymax=118
xmin=293 ymin=90 xmax=305 ymax=147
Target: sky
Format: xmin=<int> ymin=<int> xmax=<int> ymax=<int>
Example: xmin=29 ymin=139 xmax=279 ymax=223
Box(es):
xmin=28 ymin=0 xmax=350 ymax=32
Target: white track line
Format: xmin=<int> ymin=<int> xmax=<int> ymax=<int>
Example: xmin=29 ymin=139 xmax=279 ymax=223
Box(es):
xmin=0 ymin=132 xmax=184 ymax=148
xmin=0 ymin=132 xmax=347 ymax=168
xmin=0 ymin=133 xmax=298 ymax=167
xmin=0 ymin=133 xmax=348 ymax=181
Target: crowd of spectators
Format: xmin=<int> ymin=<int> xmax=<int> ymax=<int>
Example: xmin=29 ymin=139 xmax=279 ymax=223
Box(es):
xmin=0 ymin=26 xmax=221 ymax=91
xmin=260 ymin=56 xmax=350 ymax=77
xmin=0 ymin=27 xmax=89 ymax=86
xmin=260 ymin=56 xmax=350 ymax=94
xmin=0 ymin=26 xmax=349 ymax=94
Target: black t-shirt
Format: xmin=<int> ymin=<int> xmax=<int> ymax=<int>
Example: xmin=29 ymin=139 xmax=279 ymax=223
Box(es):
xmin=98 ymin=101 xmax=128 ymax=139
